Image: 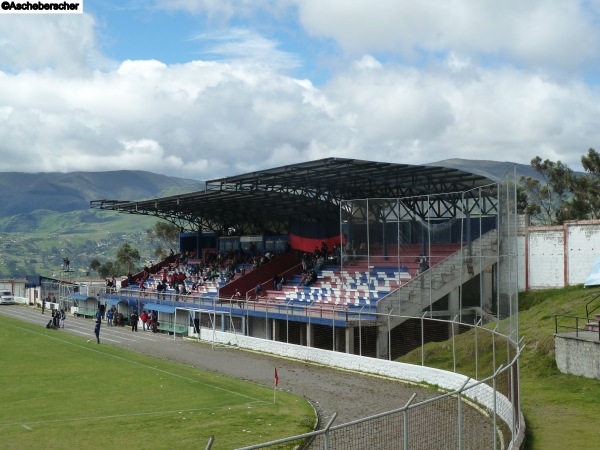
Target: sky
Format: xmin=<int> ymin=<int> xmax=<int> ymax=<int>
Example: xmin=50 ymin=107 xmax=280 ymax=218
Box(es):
xmin=1 ymin=0 xmax=600 ymax=181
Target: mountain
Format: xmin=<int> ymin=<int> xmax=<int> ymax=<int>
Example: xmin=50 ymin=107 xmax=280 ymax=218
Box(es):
xmin=0 ymin=171 xmax=205 ymax=216
xmin=0 ymin=171 xmax=204 ymax=279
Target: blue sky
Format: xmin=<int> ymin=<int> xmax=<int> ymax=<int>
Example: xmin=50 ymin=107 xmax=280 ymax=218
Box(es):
xmin=1 ymin=0 xmax=600 ymax=180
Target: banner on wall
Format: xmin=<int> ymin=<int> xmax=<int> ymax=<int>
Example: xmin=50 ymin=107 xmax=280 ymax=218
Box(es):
xmin=289 ymin=220 xmax=344 ymax=253
xmin=584 ymin=256 xmax=600 ymax=288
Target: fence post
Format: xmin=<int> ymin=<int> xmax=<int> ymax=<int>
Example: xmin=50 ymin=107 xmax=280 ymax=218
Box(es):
xmin=457 ymin=377 xmax=470 ymax=450
xmin=388 ymin=310 xmax=392 ymax=361
xmin=322 ymin=412 xmax=338 ymax=450
xmin=491 ymin=363 xmax=505 ymax=450
xmin=421 ymin=312 xmax=426 ymax=366
xmin=359 ymin=308 xmax=362 ymax=356
xmin=452 ymin=315 xmax=458 ymax=373
xmin=475 ymin=319 xmax=481 ymax=380
xmin=403 ymin=393 xmax=417 ymax=450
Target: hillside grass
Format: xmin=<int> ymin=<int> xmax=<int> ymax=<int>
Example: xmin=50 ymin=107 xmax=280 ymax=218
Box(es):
xmin=398 ymin=285 xmax=600 ymax=450
xmin=0 ymin=315 xmax=315 ymax=449
xmin=0 ymin=210 xmax=159 ymax=278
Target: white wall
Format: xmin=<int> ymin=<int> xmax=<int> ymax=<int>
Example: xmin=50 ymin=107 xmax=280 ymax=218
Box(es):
xmin=524 ymin=220 xmax=600 ymax=290
xmin=566 ymin=223 xmax=600 ymax=285
xmin=528 ymin=228 xmax=564 ymax=289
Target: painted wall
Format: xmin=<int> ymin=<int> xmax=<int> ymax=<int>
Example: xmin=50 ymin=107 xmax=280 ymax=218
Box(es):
xmin=521 ymin=220 xmax=600 ymax=290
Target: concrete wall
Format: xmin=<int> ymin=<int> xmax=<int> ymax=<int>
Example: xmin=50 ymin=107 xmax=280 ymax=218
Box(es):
xmin=522 ymin=220 xmax=600 ymax=290
xmin=555 ymin=335 xmax=600 ymax=380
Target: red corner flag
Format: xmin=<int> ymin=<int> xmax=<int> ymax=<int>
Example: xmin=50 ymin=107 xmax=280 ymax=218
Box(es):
xmin=274 ymin=367 xmax=279 ymax=387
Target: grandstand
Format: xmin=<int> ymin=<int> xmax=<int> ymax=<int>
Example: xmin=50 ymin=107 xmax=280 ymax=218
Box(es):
xmin=91 ymin=158 xmax=513 ymax=356
xmin=88 ymin=157 xmax=522 ymax=446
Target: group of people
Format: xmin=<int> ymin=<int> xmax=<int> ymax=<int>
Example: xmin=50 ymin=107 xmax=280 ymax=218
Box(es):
xmin=92 ymin=307 xmax=160 ymax=343
xmin=139 ymin=310 xmax=159 ymax=333
xmin=106 ymin=307 xmax=125 ymax=326
xmin=297 ymin=269 xmax=318 ymax=288
xmin=45 ymin=308 xmax=65 ymax=330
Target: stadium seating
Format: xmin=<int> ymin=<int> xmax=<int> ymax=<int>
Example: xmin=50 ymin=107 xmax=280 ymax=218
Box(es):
xmin=260 ymin=243 xmax=463 ymax=312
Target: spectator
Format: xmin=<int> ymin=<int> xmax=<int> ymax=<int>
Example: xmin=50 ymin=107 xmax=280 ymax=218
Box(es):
xmin=107 ymin=308 xmax=114 ymax=326
xmin=304 ymin=270 xmax=318 ymax=287
xmin=140 ymin=310 xmax=148 ymax=331
xmin=416 ymin=255 xmax=429 ymax=276
xmin=131 ymin=310 xmax=139 ymax=332
xmin=151 ymin=311 xmax=158 ymax=333
xmin=276 ymin=275 xmax=285 ymax=291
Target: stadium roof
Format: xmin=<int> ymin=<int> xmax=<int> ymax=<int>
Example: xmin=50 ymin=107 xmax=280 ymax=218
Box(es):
xmin=90 ymin=157 xmax=499 ymax=235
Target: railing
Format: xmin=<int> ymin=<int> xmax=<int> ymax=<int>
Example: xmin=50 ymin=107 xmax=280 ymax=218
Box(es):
xmin=555 ymin=314 xmax=600 ymax=340
xmin=585 ymin=293 xmax=600 ymax=322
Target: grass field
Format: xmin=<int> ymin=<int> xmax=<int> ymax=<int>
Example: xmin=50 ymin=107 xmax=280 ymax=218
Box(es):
xmin=0 ymin=315 xmax=316 ymax=449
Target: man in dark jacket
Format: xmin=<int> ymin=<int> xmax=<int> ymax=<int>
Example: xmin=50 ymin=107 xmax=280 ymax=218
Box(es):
xmin=94 ymin=320 xmax=101 ymax=343
xmin=131 ymin=310 xmax=139 ymax=332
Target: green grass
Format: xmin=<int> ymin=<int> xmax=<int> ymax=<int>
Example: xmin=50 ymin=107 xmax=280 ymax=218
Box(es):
xmin=398 ymin=285 xmax=600 ymax=450
xmin=0 ymin=315 xmax=315 ymax=449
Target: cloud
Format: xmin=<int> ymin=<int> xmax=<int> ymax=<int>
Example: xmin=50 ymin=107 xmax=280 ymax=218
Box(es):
xmin=189 ymin=28 xmax=301 ymax=70
xmin=294 ymin=0 xmax=600 ymax=69
xmin=0 ymin=2 xmax=599 ymax=180
xmin=2 ymin=51 xmax=599 ymax=179
xmin=0 ymin=13 xmax=110 ymax=74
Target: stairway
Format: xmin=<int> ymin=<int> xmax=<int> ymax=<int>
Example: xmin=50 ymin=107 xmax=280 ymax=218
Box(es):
xmin=376 ymin=230 xmax=499 ymax=325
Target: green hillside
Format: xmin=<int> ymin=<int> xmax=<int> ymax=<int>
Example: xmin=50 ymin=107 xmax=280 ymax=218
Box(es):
xmin=0 ymin=170 xmax=204 ymax=278
xmin=398 ymin=285 xmax=600 ymax=450
xmin=0 ymin=210 xmax=161 ymax=278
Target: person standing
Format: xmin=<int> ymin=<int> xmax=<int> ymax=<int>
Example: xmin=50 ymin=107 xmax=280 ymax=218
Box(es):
xmin=94 ymin=320 xmax=101 ymax=344
xmin=130 ymin=309 xmax=139 ymax=332
xmin=140 ymin=310 xmax=148 ymax=331
xmin=107 ymin=308 xmax=114 ymax=327
xmin=151 ymin=311 xmax=158 ymax=333
xmin=41 ymin=297 xmax=46 ymax=314
xmin=59 ymin=309 xmax=65 ymax=328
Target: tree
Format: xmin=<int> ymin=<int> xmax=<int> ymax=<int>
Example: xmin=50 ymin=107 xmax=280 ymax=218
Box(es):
xmin=90 ymin=258 xmax=101 ymax=273
xmin=98 ymin=261 xmax=114 ymax=279
xmin=146 ymin=221 xmax=179 ymax=260
xmin=519 ymin=156 xmax=574 ymax=225
xmin=516 ymin=185 xmax=529 ymax=215
xmin=115 ymin=243 xmax=141 ymax=274
xmin=577 ymin=148 xmax=600 ymax=219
